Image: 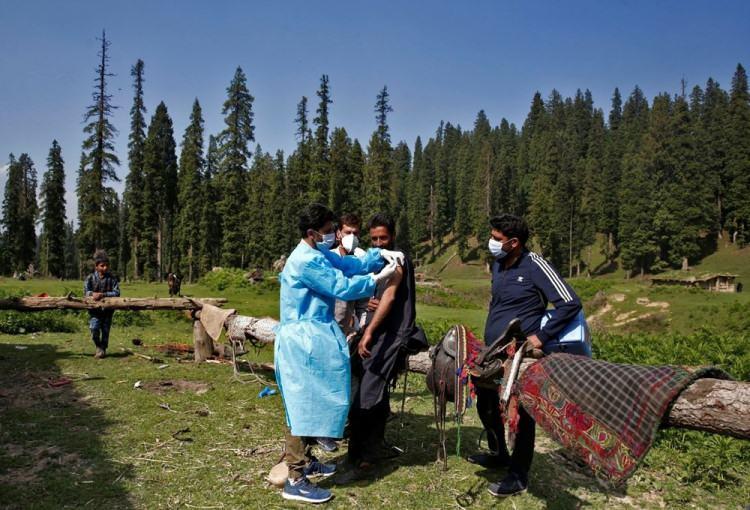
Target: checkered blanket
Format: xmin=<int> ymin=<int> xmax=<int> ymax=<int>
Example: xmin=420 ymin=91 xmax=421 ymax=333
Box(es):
xmin=518 ymin=354 xmax=730 ymax=482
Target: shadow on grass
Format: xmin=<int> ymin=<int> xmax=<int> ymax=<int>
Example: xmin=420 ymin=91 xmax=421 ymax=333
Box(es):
xmin=0 ymin=343 xmax=134 ymax=509
xmin=327 ymin=387 xmax=628 ymax=509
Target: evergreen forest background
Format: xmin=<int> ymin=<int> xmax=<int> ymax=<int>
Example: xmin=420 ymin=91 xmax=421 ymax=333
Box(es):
xmin=3 ymin=32 xmax=750 ymax=282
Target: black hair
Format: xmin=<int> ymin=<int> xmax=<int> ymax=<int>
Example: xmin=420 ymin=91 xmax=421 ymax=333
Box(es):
xmin=299 ymin=203 xmax=336 ymax=236
xmin=93 ymin=249 xmax=109 ymax=265
xmin=367 ymin=212 xmax=396 ymax=236
xmin=338 ymin=212 xmax=361 ymax=229
xmin=489 ymin=214 xmax=529 ymax=245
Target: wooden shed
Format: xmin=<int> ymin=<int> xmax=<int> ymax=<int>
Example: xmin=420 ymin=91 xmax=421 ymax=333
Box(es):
xmin=651 ymin=273 xmax=740 ymax=293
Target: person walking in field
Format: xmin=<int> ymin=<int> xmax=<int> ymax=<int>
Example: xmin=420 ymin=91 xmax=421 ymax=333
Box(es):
xmin=83 ymin=250 xmax=120 ymax=359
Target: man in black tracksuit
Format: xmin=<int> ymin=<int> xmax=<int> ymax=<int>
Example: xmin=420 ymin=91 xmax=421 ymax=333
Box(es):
xmin=469 ymin=214 xmax=582 ymax=497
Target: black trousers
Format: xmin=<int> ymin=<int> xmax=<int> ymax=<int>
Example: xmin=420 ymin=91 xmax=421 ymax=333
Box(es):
xmin=475 ymin=385 xmax=535 ymax=482
xmin=347 ymin=386 xmax=390 ymax=464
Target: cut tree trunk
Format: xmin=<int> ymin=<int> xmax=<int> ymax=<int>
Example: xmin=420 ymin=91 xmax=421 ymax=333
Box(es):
xmin=193 ymin=319 xmax=214 ymax=363
xmin=212 ymin=315 xmax=750 ymax=440
xmin=0 ymin=296 xmax=227 ymax=311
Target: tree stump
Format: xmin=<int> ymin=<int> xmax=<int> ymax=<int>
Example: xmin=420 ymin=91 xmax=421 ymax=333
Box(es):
xmin=193 ymin=318 xmax=214 ymax=363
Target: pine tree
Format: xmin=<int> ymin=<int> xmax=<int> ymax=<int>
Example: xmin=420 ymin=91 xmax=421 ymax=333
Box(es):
xmin=141 ymin=102 xmax=178 ymax=280
xmin=285 ymin=96 xmax=312 ymax=246
xmin=725 ymin=64 xmax=750 ymax=243
xmin=310 ymin=75 xmax=332 ymax=203
xmin=176 ymin=99 xmax=205 ymax=282
xmin=217 ymin=67 xmax=254 ymax=267
xmin=598 ymin=88 xmax=625 ymax=261
xmin=124 ymin=59 xmax=147 ymax=279
xmin=63 ymin=221 xmax=79 ymax=279
xmin=39 ymin=141 xmax=67 ymax=277
xmin=455 ymin=134 xmax=475 ymax=260
xmin=470 ymin=111 xmax=494 ymax=240
xmin=267 ymin=150 xmax=288 ymax=261
xmin=2 ymin=154 xmax=38 ymax=273
xmin=362 ymin=87 xmax=394 ymax=218
xmin=580 ymin=110 xmax=606 ymax=273
xmin=665 ymin=94 xmax=715 ymax=266
xmin=390 ymin=141 xmax=411 ymax=219
xmin=347 ymin=139 xmax=366 ymax=214
xmin=246 ymin=146 xmax=271 ymax=267
xmin=327 ymin=127 xmax=353 ymax=214
xmin=698 ymin=78 xmax=730 ymax=236
xmin=77 ymin=31 xmax=120 ymax=267
xmin=199 ymin=135 xmax=221 ymax=274
xmin=406 ymin=136 xmax=428 ymax=251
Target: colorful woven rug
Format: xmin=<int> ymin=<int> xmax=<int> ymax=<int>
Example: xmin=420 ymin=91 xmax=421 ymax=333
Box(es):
xmin=518 ymin=353 xmax=729 ymax=483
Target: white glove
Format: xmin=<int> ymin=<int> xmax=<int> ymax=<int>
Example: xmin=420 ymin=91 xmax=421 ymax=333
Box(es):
xmin=380 ymin=249 xmax=405 ymax=266
xmin=371 ymin=260 xmax=398 ymax=283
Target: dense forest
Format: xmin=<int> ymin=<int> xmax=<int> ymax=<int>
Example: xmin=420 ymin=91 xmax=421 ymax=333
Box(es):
xmin=2 ymin=32 xmax=749 ymax=281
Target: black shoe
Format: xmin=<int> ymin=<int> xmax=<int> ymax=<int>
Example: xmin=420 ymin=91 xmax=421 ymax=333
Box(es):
xmin=315 ymin=437 xmax=339 ymax=452
xmin=488 ymin=473 xmax=528 ymax=497
xmin=467 ymin=452 xmax=510 ymax=469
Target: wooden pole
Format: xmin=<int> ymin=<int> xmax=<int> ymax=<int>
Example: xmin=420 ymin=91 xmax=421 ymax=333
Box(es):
xmin=192 ymin=317 xmax=214 ymax=363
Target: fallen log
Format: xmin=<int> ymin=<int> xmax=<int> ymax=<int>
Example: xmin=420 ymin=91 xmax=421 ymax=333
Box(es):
xmin=0 ymin=296 xmax=227 ymax=311
xmin=220 ymin=315 xmax=750 ymax=440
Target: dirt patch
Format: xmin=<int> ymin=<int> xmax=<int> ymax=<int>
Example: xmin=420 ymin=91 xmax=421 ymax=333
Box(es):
xmin=610 ymin=293 xmax=626 ymax=302
xmin=613 ymin=312 xmax=654 ymax=327
xmin=615 ymin=311 xmax=636 ymax=322
xmin=637 ymin=296 xmax=670 ymax=309
xmin=589 ymin=303 xmax=612 ymax=321
xmin=140 ymin=379 xmax=211 ymax=395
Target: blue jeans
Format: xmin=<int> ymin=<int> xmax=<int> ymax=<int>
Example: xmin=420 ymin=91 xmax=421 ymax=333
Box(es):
xmin=89 ymin=311 xmax=114 ymax=349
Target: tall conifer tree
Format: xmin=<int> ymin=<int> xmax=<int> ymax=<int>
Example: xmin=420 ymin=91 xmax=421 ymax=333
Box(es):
xmin=217 ymin=67 xmax=254 ymax=267
xmin=77 ymin=31 xmax=120 ymax=267
xmin=124 ymin=59 xmax=147 ymax=278
xmin=39 ymin=141 xmax=67 ymax=277
xmin=141 ymin=102 xmax=178 ymax=280
xmin=176 ymin=99 xmax=205 ymax=281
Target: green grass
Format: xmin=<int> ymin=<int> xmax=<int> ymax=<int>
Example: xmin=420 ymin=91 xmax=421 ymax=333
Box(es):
xmin=0 ymin=277 xmax=749 ymax=509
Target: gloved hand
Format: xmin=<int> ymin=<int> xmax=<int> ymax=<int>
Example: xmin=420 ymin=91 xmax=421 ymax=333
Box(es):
xmin=380 ymin=249 xmax=405 ymax=266
xmin=371 ymin=260 xmax=398 ymax=283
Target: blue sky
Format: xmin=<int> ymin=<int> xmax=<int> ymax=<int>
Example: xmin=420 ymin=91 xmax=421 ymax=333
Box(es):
xmin=1 ymin=0 xmax=748 ymax=221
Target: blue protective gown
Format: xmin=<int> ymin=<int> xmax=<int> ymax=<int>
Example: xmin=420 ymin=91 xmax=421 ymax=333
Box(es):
xmin=275 ymin=241 xmax=384 ymax=438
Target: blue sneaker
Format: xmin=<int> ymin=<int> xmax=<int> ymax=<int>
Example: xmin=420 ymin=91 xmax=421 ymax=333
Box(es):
xmin=303 ymin=457 xmax=337 ymax=478
xmin=315 ymin=437 xmax=339 ymax=452
xmin=282 ymin=477 xmax=333 ymax=503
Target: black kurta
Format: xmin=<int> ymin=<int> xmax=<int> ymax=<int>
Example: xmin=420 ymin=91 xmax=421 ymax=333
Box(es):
xmin=355 ymin=254 xmax=418 ymax=410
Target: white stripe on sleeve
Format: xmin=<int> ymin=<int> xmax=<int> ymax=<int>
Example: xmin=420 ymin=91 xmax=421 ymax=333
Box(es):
xmin=530 ymin=252 xmax=573 ymax=302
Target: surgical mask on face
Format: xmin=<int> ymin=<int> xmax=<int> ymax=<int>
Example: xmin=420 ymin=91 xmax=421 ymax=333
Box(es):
xmin=341 ymin=233 xmax=359 ymax=254
xmin=488 ymin=238 xmax=508 ymax=259
xmin=315 ymin=231 xmax=336 ymax=250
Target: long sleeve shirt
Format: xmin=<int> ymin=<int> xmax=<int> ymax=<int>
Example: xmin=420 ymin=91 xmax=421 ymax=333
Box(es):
xmin=84 ymin=271 xmax=121 ymax=298
xmin=483 ymin=250 xmax=581 ymax=346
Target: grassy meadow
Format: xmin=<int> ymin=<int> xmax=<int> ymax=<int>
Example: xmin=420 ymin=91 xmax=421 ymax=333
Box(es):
xmin=1 ymin=243 xmax=749 ymax=509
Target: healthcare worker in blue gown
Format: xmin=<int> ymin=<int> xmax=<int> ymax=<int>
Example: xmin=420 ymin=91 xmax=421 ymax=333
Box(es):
xmin=275 ymin=204 xmax=404 ymax=504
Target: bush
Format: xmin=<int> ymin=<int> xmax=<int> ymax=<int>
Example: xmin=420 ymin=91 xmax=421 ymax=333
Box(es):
xmin=199 ymin=268 xmax=280 ymax=292
xmin=199 ymin=268 xmax=251 ymax=291
xmin=0 ymin=289 xmax=80 ymax=334
xmin=417 ymin=318 xmax=455 ymax=345
xmin=0 ymin=310 xmax=79 ymax=334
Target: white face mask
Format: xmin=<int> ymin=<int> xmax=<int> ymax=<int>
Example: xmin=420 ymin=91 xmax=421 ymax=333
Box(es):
xmin=341 ymin=233 xmax=359 ymax=254
xmin=488 ymin=238 xmax=508 ymax=259
xmin=315 ymin=231 xmax=336 ymax=250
